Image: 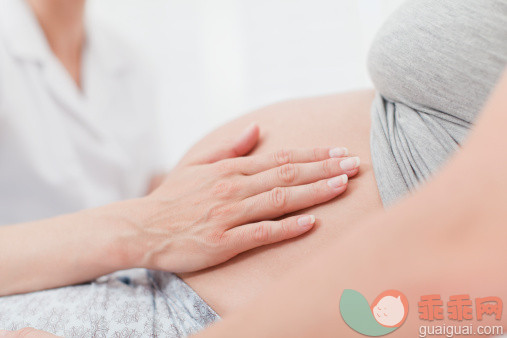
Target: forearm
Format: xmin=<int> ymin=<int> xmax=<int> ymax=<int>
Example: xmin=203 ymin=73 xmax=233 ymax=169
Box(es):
xmin=0 ymin=199 xmax=141 ymax=296
xmin=0 ymin=123 xmax=359 ymax=296
xmin=196 ymin=71 xmax=507 ymax=337
xmin=196 ymin=169 xmax=485 ymax=337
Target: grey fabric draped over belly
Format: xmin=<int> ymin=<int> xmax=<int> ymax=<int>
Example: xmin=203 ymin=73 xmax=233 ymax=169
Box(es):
xmin=368 ymin=0 xmax=507 ymax=206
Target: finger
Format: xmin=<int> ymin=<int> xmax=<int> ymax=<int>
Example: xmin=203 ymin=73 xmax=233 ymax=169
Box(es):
xmin=238 ymin=174 xmax=349 ymax=224
xmin=223 ymin=214 xmax=316 ymax=254
xmin=183 ymin=123 xmax=260 ymax=165
xmin=236 ymin=147 xmax=349 ymax=175
xmin=229 ymin=123 xmax=260 ymax=158
xmin=246 ymin=157 xmax=360 ymax=195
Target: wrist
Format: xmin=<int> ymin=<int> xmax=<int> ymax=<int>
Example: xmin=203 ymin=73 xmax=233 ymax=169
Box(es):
xmin=89 ymin=197 xmax=168 ymax=271
xmin=82 ymin=198 xmax=149 ymax=271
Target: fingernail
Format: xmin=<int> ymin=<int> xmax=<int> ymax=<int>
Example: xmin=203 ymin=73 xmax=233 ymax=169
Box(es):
xmin=329 ymin=147 xmax=349 ymax=158
xmin=327 ymin=174 xmax=348 ymax=188
xmin=339 ymin=157 xmax=360 ymax=171
xmin=297 ymin=215 xmax=316 ymax=227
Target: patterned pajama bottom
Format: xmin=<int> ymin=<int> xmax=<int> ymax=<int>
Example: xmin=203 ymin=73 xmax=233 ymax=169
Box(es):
xmin=0 ymin=270 xmax=219 ymax=337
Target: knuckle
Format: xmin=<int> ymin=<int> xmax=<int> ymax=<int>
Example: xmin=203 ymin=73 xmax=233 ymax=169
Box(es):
xmin=312 ymin=147 xmax=321 ymax=161
xmin=253 ymin=224 xmax=270 ymax=243
xmin=269 ymin=187 xmax=289 ymax=209
xmin=279 ymin=219 xmax=291 ymax=237
xmin=208 ymin=233 xmax=236 ymax=262
xmin=277 ymin=163 xmax=297 ymax=184
xmin=215 ymin=160 xmax=236 ymax=175
xmin=273 ymin=149 xmax=292 ymax=166
xmin=321 ymin=158 xmax=337 ymax=176
xmin=208 ymin=204 xmax=234 ymax=220
xmin=311 ymin=182 xmax=324 ymax=199
xmin=211 ymin=180 xmax=239 ymax=198
xmin=207 ymin=229 xmax=226 ymax=247
xmin=215 ymin=232 xmax=240 ymax=258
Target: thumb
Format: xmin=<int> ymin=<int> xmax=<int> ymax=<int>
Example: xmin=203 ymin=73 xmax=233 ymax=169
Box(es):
xmin=187 ymin=123 xmax=260 ymax=165
xmin=229 ymin=123 xmax=260 ymax=158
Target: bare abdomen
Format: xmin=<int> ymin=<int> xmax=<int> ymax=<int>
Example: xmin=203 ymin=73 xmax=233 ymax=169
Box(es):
xmin=180 ymin=90 xmax=382 ymax=315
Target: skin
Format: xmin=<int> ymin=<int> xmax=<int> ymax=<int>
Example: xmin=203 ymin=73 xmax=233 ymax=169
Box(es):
xmin=193 ymin=70 xmax=507 ymax=337
xmin=0 ymin=2 xmax=360 ymax=296
xmin=179 ymin=89 xmax=381 ymax=314
xmin=3 ymin=2 xmax=374 ymax=310
xmin=26 ymin=0 xmax=86 ymax=88
xmin=26 ymin=0 xmax=168 ymax=192
xmin=6 ymin=1 xmax=504 ymax=337
xmin=0 ymin=328 xmax=58 ymax=338
xmin=0 ymin=122 xmax=358 ymax=295
xmin=9 ymin=75 xmax=507 ymax=337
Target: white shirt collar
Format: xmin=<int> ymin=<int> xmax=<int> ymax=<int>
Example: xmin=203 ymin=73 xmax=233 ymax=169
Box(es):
xmin=0 ymin=0 xmax=130 ymax=75
xmin=0 ymin=0 xmax=52 ymax=64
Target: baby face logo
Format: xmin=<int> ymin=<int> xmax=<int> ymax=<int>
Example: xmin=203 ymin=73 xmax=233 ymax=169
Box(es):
xmin=340 ymin=289 xmax=409 ymax=336
xmin=371 ymin=291 xmax=408 ymax=327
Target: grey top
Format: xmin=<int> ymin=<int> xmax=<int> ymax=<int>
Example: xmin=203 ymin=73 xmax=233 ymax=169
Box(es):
xmin=368 ymin=0 xmax=507 ymax=206
xmin=2 ymin=2 xmax=506 ymax=337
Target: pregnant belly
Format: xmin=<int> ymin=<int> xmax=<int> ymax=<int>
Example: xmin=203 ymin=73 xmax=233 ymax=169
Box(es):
xmin=179 ymin=89 xmax=382 ymax=315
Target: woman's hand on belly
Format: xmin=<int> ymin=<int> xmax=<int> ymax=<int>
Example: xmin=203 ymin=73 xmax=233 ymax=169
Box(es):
xmin=179 ymin=90 xmax=381 ymax=314
xmin=123 ymin=123 xmax=360 ymax=273
xmin=0 ymin=97 xmax=360 ymax=298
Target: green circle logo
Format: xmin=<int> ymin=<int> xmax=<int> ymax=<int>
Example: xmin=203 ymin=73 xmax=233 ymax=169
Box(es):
xmin=340 ymin=289 xmax=409 ymax=336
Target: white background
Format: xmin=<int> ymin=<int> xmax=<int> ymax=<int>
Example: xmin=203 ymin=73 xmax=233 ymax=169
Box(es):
xmin=87 ymin=0 xmax=404 ymax=166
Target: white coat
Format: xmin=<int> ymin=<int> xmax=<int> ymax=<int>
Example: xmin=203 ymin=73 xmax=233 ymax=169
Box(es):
xmin=0 ymin=0 xmax=166 ymax=225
